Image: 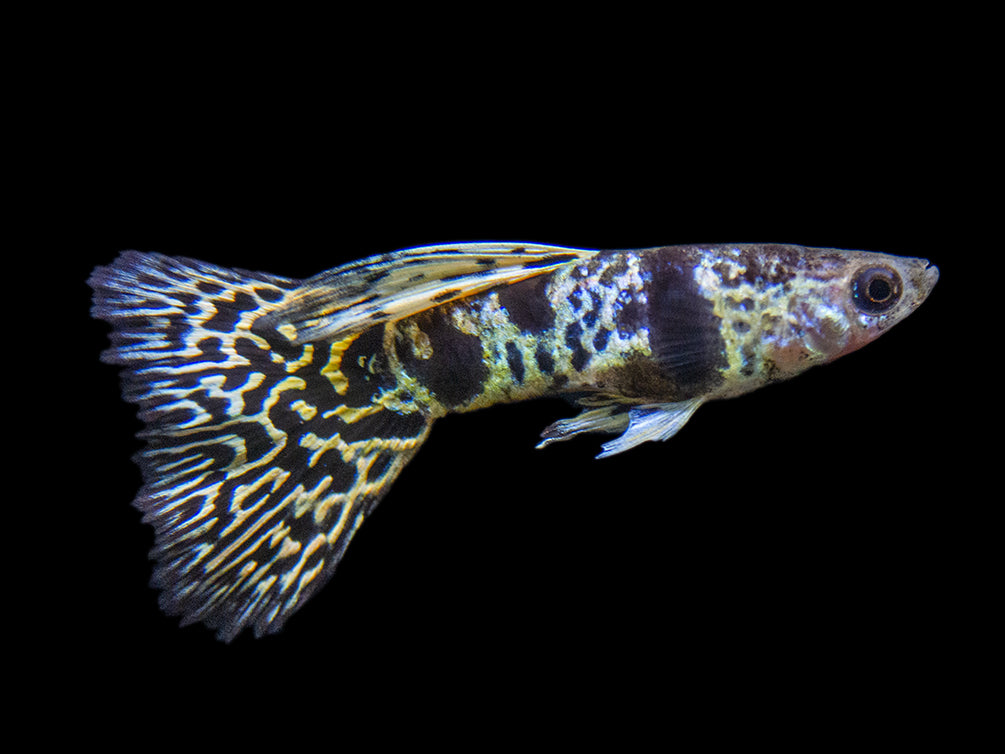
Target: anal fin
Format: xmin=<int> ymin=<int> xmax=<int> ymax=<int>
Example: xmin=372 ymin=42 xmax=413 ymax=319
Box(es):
xmin=536 ymin=404 xmax=632 ymax=449
xmin=537 ymin=398 xmax=704 ymax=458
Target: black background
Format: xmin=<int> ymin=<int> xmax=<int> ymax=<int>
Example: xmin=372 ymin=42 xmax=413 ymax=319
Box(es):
xmin=36 ymin=26 xmax=989 ymax=745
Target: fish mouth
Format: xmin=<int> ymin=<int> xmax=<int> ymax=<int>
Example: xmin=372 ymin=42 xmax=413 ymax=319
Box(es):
xmin=909 ymin=258 xmax=939 ymax=298
xmin=897 ymin=258 xmax=939 ymax=313
xmin=922 ymin=259 xmax=940 ymax=292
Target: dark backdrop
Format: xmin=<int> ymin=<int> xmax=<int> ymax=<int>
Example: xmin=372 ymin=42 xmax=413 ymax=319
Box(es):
xmin=41 ymin=53 xmax=982 ymax=742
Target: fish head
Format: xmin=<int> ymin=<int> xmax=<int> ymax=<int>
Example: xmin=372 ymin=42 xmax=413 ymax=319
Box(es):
xmin=776 ymin=249 xmax=939 ymax=372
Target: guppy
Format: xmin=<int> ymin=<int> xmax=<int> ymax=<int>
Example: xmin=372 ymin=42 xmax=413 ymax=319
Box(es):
xmin=90 ymin=242 xmax=938 ymax=640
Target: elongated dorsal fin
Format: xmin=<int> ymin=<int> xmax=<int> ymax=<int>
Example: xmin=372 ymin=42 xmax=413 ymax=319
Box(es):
xmin=255 ymin=242 xmax=597 ymax=344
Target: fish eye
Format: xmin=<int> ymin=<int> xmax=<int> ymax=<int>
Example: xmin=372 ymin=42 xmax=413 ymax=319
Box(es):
xmin=852 ymin=266 xmax=902 ymax=313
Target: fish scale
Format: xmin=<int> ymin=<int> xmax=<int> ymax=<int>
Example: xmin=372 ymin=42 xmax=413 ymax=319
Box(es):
xmin=90 ymin=241 xmax=938 ymax=640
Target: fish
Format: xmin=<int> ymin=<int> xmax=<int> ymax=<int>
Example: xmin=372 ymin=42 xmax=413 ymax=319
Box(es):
xmin=89 ymin=242 xmax=938 ymax=640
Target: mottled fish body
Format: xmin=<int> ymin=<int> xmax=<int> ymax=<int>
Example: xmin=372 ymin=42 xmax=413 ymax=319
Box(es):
xmin=90 ymin=242 xmax=938 ymax=640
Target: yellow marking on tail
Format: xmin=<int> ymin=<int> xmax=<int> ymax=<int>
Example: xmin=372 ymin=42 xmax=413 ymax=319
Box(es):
xmin=320 ymin=335 xmax=358 ymax=395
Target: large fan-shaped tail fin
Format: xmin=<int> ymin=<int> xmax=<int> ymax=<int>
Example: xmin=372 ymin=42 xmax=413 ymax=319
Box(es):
xmin=90 ymin=252 xmax=432 ymax=640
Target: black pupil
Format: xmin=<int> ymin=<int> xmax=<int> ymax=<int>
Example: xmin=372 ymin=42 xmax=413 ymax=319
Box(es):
xmin=852 ymin=266 xmax=901 ymax=313
xmin=867 ymin=277 xmax=892 ymax=302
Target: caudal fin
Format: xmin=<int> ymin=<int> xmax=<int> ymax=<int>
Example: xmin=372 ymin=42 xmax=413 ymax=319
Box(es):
xmin=90 ymin=252 xmax=432 ymax=640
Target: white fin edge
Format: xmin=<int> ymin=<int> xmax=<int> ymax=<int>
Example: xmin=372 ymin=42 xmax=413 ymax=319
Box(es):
xmin=260 ymin=242 xmax=598 ymax=344
xmin=536 ymin=405 xmax=631 ymax=449
xmin=596 ymin=398 xmax=703 ymax=458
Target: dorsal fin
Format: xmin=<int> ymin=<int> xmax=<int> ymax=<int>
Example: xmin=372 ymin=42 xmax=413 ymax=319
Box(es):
xmin=255 ymin=242 xmax=597 ymax=344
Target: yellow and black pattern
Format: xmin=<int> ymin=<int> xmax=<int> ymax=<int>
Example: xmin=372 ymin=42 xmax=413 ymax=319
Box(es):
xmin=92 ymin=242 xmax=938 ymax=640
xmin=90 ymin=252 xmax=431 ymax=640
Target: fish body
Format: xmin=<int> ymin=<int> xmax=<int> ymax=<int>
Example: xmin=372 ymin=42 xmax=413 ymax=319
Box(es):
xmin=90 ymin=242 xmax=938 ymax=640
